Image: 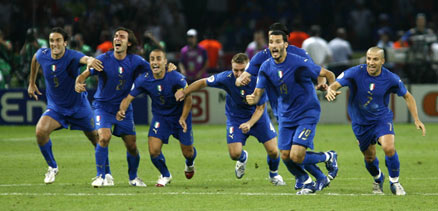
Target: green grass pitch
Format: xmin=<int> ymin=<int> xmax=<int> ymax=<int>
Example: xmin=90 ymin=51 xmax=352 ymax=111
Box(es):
xmin=0 ymin=124 xmax=437 ymax=210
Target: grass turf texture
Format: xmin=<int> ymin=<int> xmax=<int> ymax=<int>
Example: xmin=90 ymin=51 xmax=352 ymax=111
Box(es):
xmin=0 ymin=124 xmax=437 ymax=210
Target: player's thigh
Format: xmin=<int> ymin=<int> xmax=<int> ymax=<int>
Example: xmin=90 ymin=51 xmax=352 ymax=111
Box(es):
xmin=122 ymin=134 xmax=137 ymax=152
xmin=228 ymin=142 xmax=243 ymax=159
xmin=148 ymin=136 xmax=164 ymax=156
xmin=263 ymin=137 xmax=279 ymax=157
xmin=362 ymin=143 xmax=377 ymax=162
xmin=378 ymin=134 xmax=396 ymax=156
xmin=36 ymin=113 xmax=62 ymax=136
xmin=82 ymin=130 xmax=98 ymax=144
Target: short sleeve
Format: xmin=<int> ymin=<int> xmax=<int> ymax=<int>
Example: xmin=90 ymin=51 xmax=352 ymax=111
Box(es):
xmin=129 ymin=75 xmax=145 ymax=97
xmin=336 ymin=67 xmax=356 ymax=87
xmin=392 ymin=74 xmax=407 ymax=97
xmin=206 ymin=72 xmax=227 ymax=89
xmin=246 ymin=49 xmax=269 ymax=76
xmin=255 ymin=63 xmax=269 ymax=89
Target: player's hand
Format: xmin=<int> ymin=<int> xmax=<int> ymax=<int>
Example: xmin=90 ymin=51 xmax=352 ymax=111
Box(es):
xmin=75 ymin=82 xmax=86 ymax=93
xmin=179 ymin=118 xmax=187 ymax=133
xmin=27 ymin=84 xmax=42 ymax=100
xmin=325 ymin=88 xmax=341 ymax=101
xmin=175 ymin=89 xmax=186 ymax=102
xmin=167 ymin=63 xmax=177 ymax=72
xmin=116 ymin=110 xmax=126 ymax=121
xmin=415 ymin=119 xmax=426 ymax=136
xmin=239 ymin=122 xmax=251 ymax=134
xmin=316 ymin=83 xmax=328 ymax=91
xmin=236 ymin=74 xmax=251 ymax=87
xmin=246 ymin=94 xmax=257 ymax=105
xmin=87 ymin=58 xmax=103 ymax=71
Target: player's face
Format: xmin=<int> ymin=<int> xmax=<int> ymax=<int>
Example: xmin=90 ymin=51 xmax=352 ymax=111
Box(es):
xmin=113 ymin=30 xmax=130 ymax=53
xmin=366 ymin=50 xmax=385 ymax=76
xmin=149 ymin=51 xmax=167 ymax=75
xmin=49 ymin=32 xmax=66 ymax=57
xmin=269 ymin=34 xmax=287 ymax=61
xmin=231 ymin=62 xmax=247 ymax=78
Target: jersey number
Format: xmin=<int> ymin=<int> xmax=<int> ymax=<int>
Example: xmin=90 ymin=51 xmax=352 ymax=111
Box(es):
xmin=53 ymin=76 xmax=59 ymax=88
xmin=116 ymin=80 xmax=125 ymax=90
xmin=280 ymin=83 xmax=288 ymax=95
xmin=298 ymin=128 xmax=312 ymax=140
xmin=159 ymin=96 xmax=165 ymax=104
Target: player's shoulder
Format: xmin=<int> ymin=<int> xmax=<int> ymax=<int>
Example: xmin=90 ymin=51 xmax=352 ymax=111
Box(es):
xmin=382 ymin=66 xmax=401 ymax=81
xmin=36 ymin=48 xmax=50 ymax=59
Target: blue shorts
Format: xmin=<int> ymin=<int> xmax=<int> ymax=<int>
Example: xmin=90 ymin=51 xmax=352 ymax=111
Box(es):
xmin=94 ymin=108 xmax=136 ymax=137
xmin=149 ymin=115 xmax=193 ymax=146
xmin=278 ymin=124 xmax=316 ymax=150
xmin=353 ymin=121 xmax=395 ymax=152
xmin=42 ymin=107 xmax=95 ymax=132
xmin=226 ymin=114 xmax=277 ymax=145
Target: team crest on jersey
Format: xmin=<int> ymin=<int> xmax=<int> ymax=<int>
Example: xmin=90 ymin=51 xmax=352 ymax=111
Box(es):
xmin=51 ymin=65 xmax=56 ymax=72
xmin=278 ymin=70 xmax=283 ymax=78
xmin=229 ymin=126 xmax=234 ymax=134
xmin=118 ymin=67 xmax=124 ymax=74
xmin=96 ymin=115 xmax=101 ymax=126
xmin=240 ymin=90 xmax=245 ymax=96
xmin=154 ymin=121 xmax=160 ymax=128
xmin=369 ymin=83 xmax=375 ymax=91
xmin=157 ymin=85 xmax=162 ymax=92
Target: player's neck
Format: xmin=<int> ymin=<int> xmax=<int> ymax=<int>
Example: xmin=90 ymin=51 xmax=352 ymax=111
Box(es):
xmin=51 ymin=50 xmax=65 ymax=60
xmin=274 ymin=51 xmax=287 ymax=64
xmin=153 ymin=70 xmax=165 ymax=79
xmin=114 ymin=51 xmax=127 ymax=60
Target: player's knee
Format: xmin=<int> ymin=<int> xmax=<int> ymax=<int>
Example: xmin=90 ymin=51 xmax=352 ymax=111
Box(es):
xmin=266 ymin=148 xmax=278 ymax=158
xmin=280 ymin=151 xmax=290 ymax=161
xmin=149 ymin=148 xmax=161 ymax=157
xmin=35 ymin=127 xmax=49 ymax=140
xmin=364 ymin=155 xmax=375 ymax=163
xmin=382 ymin=146 xmax=396 ymax=156
xmin=98 ymin=135 xmax=111 ymax=146
xmin=229 ymin=152 xmax=240 ymax=160
xmin=182 ymin=148 xmax=194 ymax=158
xmin=290 ymin=154 xmax=304 ymax=164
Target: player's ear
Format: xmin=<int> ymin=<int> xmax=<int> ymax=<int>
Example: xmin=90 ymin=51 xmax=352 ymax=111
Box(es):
xmin=128 ymin=42 xmax=132 ymax=47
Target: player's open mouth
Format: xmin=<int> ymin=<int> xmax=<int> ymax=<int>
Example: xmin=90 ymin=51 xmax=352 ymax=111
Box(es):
xmin=115 ymin=43 xmax=122 ymax=47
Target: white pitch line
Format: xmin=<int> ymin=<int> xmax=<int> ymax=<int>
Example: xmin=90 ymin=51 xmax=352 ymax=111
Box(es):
xmin=1 ymin=192 xmax=438 ymax=196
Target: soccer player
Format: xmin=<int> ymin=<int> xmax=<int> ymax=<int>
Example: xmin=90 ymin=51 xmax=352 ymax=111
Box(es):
xmin=76 ymin=27 xmax=148 ymax=187
xmin=117 ymin=49 xmax=196 ymax=187
xmin=325 ymin=47 xmax=426 ymax=195
xmin=175 ymin=53 xmax=286 ymax=185
xmin=246 ymin=30 xmax=338 ymax=195
xmin=237 ymin=22 xmax=331 ymax=190
xmin=27 ymin=27 xmax=103 ymax=184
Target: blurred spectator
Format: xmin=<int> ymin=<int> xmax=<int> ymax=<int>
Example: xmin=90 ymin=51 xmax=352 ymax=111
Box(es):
xmin=179 ymin=29 xmax=208 ymax=84
xmin=245 ymin=30 xmax=266 ymax=59
xmin=143 ymin=31 xmax=166 ymax=61
xmin=95 ymin=30 xmax=113 ymax=56
xmin=18 ymin=28 xmax=41 ymax=86
xmin=199 ymin=30 xmax=223 ymax=74
xmin=377 ymin=28 xmax=394 ymax=49
xmin=302 ymin=25 xmax=332 ymax=67
xmin=349 ymin=0 xmax=374 ymax=50
xmin=0 ymin=29 xmax=12 ymax=88
xmin=73 ymin=33 xmax=92 ymax=56
xmin=393 ymin=30 xmax=409 ymax=49
xmin=328 ymin=27 xmax=352 ymax=76
xmin=288 ymin=19 xmax=309 ymax=48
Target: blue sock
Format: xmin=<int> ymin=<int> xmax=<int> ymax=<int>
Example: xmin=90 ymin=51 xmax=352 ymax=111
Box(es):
xmin=127 ymin=152 xmax=140 ymax=180
xmin=95 ymin=145 xmax=107 ymax=177
xmin=282 ymin=159 xmax=309 ymax=182
xmin=365 ymin=158 xmax=380 ymax=179
xmin=185 ymin=147 xmax=197 ymax=166
xmin=304 ymin=164 xmax=326 ymax=180
xmin=302 ymin=151 xmax=327 ymax=165
xmin=385 ymin=151 xmax=400 ymax=178
xmin=105 ymin=157 xmax=111 ymax=175
xmin=267 ymin=155 xmax=280 ymax=178
xmin=238 ymin=150 xmax=247 ymax=162
xmin=151 ymin=153 xmax=170 ymax=177
xmin=39 ymin=139 xmax=57 ymax=168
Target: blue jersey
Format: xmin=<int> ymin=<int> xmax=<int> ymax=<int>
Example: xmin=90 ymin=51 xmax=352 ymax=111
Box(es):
xmin=246 ymin=45 xmax=313 ymax=76
xmin=336 ymin=65 xmax=407 ymax=125
xmin=130 ymin=71 xmax=188 ymax=117
xmin=91 ymin=51 xmax=150 ymax=113
xmin=206 ymin=70 xmax=267 ymax=121
xmin=36 ymin=48 xmax=89 ymax=115
xmin=256 ymin=53 xmax=321 ymax=126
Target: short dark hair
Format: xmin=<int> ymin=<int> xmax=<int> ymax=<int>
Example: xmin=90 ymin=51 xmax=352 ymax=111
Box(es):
xmin=231 ymin=53 xmax=249 ymax=64
xmin=50 ymin=27 xmax=69 ymax=41
xmin=114 ymin=27 xmax=138 ymax=54
xmin=268 ymin=22 xmax=288 ymax=35
xmin=269 ymin=30 xmax=288 ymax=42
xmin=150 ymin=48 xmax=166 ymax=58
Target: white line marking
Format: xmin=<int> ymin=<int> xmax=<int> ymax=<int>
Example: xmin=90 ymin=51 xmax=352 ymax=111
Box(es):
xmin=1 ymin=192 xmax=438 ymax=196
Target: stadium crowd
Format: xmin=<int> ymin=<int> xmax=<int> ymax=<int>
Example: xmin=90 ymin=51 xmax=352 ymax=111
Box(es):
xmin=1 ymin=0 xmax=438 ymax=88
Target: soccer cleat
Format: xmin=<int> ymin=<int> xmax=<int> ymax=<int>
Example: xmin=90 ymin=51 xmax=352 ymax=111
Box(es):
xmin=270 ymin=175 xmax=286 ymax=186
xmin=296 ymin=181 xmax=317 ymax=195
xmin=184 ymin=163 xmax=195 ymax=179
xmin=295 ymin=178 xmax=304 ymax=190
xmin=91 ymin=175 xmax=104 ymax=188
xmin=103 ymin=174 xmax=114 ymax=186
xmin=156 ymin=175 xmax=172 ymax=187
xmin=44 ymin=166 xmax=58 ymax=184
xmin=315 ymin=176 xmax=330 ymax=191
xmin=325 ymin=150 xmax=338 ymax=180
xmin=372 ymin=174 xmax=384 ymax=194
xmin=129 ymin=177 xmax=147 ymax=187
xmin=235 ymin=150 xmax=248 ymax=179
xmin=390 ymin=182 xmax=406 ymax=195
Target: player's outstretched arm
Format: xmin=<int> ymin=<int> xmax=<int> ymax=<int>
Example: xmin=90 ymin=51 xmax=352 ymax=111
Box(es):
xmin=28 ymin=53 xmax=42 ymax=100
xmin=75 ymin=68 xmax=91 ymax=93
xmin=116 ymin=95 xmax=135 ymax=121
xmin=325 ymin=81 xmax=342 ymax=102
xmin=315 ymin=76 xmax=328 ymax=91
xmin=175 ymin=78 xmax=207 ymax=101
xmin=246 ymin=88 xmax=264 ymax=105
xmin=403 ymin=91 xmax=426 ymax=136
xmin=179 ymin=94 xmax=192 ymax=133
xmin=239 ymin=103 xmax=266 ymax=134
xmin=235 ymin=71 xmax=251 ymax=87
xmin=166 ymin=62 xmax=177 ymax=72
xmin=319 ymin=67 xmax=336 ymax=86
xmin=80 ymin=56 xmax=103 ymax=71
